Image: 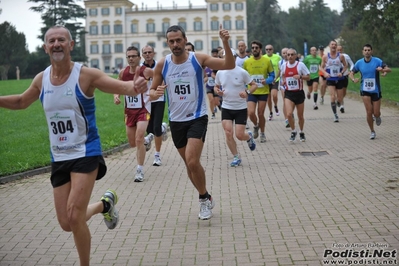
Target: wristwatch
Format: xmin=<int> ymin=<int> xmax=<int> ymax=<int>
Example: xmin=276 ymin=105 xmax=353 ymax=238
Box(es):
xmin=245 ymin=89 xmax=251 ymax=95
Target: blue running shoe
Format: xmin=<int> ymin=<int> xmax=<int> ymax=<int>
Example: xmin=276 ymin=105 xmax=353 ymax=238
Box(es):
xmin=247 ymin=131 xmax=256 ymax=151
xmin=230 ymin=156 xmax=242 ymax=167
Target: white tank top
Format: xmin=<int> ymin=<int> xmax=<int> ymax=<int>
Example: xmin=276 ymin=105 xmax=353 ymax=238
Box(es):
xmin=142 ymin=60 xmax=164 ymax=103
xmin=40 ymin=63 xmax=102 ymax=162
xmin=326 ymin=53 xmax=343 ymax=80
xmin=162 ymin=52 xmax=207 ymax=122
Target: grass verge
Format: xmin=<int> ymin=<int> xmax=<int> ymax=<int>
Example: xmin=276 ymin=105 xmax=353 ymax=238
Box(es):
xmin=0 ymin=78 xmax=168 ymax=176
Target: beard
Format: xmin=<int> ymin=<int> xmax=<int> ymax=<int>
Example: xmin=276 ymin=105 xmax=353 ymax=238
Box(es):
xmin=172 ymin=47 xmax=184 ymax=56
xmin=51 ymin=50 xmax=65 ymax=61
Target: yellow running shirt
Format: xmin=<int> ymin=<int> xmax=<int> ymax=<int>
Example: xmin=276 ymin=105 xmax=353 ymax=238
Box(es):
xmin=243 ymin=56 xmax=274 ymax=95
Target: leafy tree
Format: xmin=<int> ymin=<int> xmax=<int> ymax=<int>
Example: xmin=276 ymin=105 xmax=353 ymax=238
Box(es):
xmin=25 ymin=47 xmax=50 ymax=79
xmin=247 ymin=0 xmax=287 ymax=51
xmin=341 ymin=0 xmax=399 ymax=66
xmin=284 ymin=0 xmax=342 ymax=53
xmin=285 ymin=1 xmax=313 ymax=51
xmin=246 ymin=0 xmax=344 ymax=55
xmin=28 ymin=0 xmax=87 ymax=62
xmin=0 ymin=22 xmax=29 ymax=80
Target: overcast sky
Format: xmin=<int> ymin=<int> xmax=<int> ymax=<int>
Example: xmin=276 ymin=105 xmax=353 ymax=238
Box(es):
xmin=0 ymin=0 xmax=342 ymax=52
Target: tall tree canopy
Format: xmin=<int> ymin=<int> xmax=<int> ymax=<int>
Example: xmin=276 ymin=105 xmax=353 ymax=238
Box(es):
xmin=0 ymin=22 xmax=29 ymax=80
xmin=28 ymin=0 xmax=87 ymax=62
xmin=246 ymin=0 xmax=343 ymax=56
xmin=285 ymin=0 xmax=342 ymax=53
xmin=247 ymin=0 xmax=287 ymax=50
xmin=340 ymin=0 xmax=399 ymax=65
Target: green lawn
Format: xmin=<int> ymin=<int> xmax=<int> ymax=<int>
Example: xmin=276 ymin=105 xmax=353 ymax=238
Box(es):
xmin=0 ymin=78 xmax=168 ymax=176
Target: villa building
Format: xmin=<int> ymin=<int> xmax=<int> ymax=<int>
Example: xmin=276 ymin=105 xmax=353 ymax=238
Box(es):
xmin=84 ymin=0 xmax=248 ymax=72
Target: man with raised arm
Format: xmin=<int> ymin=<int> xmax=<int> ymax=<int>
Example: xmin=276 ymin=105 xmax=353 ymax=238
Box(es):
xmin=149 ymin=25 xmax=235 ymax=220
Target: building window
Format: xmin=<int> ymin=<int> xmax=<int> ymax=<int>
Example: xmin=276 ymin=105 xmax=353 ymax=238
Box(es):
xmin=114 ymin=43 xmax=123 ymax=53
xmin=178 ymin=22 xmax=186 ymax=31
xmin=115 ymin=58 xmax=123 ymax=69
xmin=102 ymin=25 xmax=110 ymax=35
xmin=162 ymin=22 xmax=170 ymax=34
xmin=193 ymin=21 xmax=202 ymax=31
xmin=90 ymin=44 xmax=98 ymax=54
xmin=101 ymin=8 xmax=110 ymax=15
xmin=89 ymin=8 xmax=97 ymax=16
xmin=163 ymin=41 xmax=168 ymax=48
xmin=104 ymin=59 xmax=110 ymax=73
xmin=132 ymin=42 xmax=140 ymax=50
xmin=103 ymin=44 xmax=111 ymax=54
xmin=235 ymin=3 xmax=244 ymax=10
xmin=211 ymin=40 xmax=220 ymax=49
xmin=115 ymin=7 xmax=122 ymax=15
xmin=114 ymin=24 xmax=123 ymax=34
xmin=89 ymin=25 xmax=98 ymax=35
xmin=194 ymin=40 xmax=203 ymax=51
xmin=223 ymin=20 xmax=231 ymax=30
xmin=147 ymin=42 xmax=155 ymax=48
xmin=222 ymin=3 xmax=231 ymax=11
xmin=131 ymin=23 xmax=138 ymax=33
xmin=211 ymin=21 xmax=219 ymax=31
xmin=210 ymin=3 xmax=218 ymax=11
xmin=236 ymin=20 xmax=244 ymax=30
xmin=146 ymin=23 xmax=155 ymax=33
xmin=91 ymin=59 xmax=99 ymax=69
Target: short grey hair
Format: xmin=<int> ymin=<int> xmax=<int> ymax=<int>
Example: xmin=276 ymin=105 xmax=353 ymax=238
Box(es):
xmin=44 ymin=25 xmax=73 ymax=42
xmin=142 ymin=45 xmax=154 ymax=53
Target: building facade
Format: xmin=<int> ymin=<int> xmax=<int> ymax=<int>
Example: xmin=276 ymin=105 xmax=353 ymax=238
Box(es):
xmin=84 ymin=0 xmax=248 ymax=72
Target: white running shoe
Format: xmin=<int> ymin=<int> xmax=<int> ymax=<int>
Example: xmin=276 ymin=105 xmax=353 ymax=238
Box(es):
xmin=144 ymin=133 xmax=154 ymax=151
xmin=253 ymin=125 xmax=259 ymax=139
xmin=334 ymin=114 xmax=339 ymax=123
xmin=153 ymin=156 xmax=162 ymax=166
xmin=198 ymin=197 xmax=215 ymax=220
xmin=134 ymin=169 xmax=144 ymax=182
xmin=375 ymin=116 xmax=381 ymax=126
xmin=161 ymin=122 xmax=168 ymax=141
xmin=260 ymin=133 xmax=266 ymax=143
xmin=101 ymin=190 xmax=119 ymax=229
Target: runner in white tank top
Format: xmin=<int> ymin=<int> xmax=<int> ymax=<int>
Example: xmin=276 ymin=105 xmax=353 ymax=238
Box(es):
xmin=149 ymin=25 xmax=235 ymax=221
xmin=0 ymin=26 xmax=149 ymax=265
